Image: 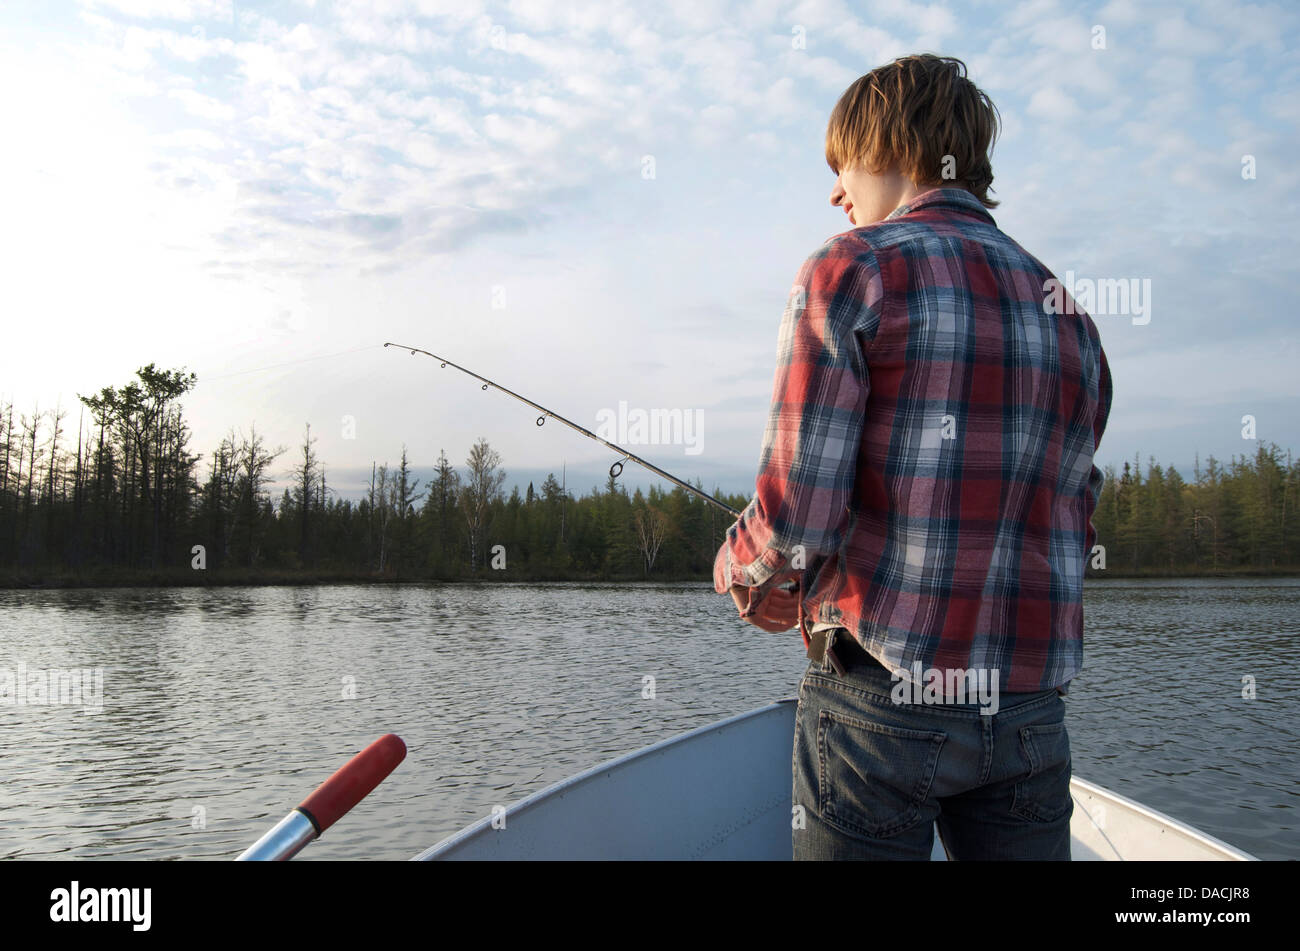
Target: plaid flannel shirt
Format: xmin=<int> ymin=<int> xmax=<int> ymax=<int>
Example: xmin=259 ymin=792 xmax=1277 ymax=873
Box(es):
xmin=714 ymin=187 xmax=1112 ymax=693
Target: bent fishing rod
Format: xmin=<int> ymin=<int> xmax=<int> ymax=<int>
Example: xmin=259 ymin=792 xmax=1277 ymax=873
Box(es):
xmin=384 ymin=342 xmax=742 ymax=518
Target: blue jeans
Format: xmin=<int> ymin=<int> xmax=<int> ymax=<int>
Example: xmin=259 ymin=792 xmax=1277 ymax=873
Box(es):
xmin=792 ymin=643 xmax=1072 ymax=860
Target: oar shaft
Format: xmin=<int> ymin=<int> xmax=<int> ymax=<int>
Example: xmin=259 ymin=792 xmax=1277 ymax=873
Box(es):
xmin=237 ymin=809 xmax=318 ymax=861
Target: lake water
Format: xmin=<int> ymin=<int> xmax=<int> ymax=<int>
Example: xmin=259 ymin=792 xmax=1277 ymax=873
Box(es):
xmin=0 ymin=579 xmax=1295 ymax=860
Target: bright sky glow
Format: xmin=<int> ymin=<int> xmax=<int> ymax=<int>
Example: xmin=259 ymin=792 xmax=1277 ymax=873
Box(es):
xmin=1 ymin=0 xmax=1296 ymax=498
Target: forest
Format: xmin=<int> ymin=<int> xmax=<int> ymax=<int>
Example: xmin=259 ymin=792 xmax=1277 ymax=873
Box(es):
xmin=1 ymin=363 xmax=1297 ymax=585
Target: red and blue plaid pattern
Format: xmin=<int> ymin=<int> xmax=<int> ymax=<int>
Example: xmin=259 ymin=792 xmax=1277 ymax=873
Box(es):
xmin=715 ymin=187 xmax=1112 ymax=693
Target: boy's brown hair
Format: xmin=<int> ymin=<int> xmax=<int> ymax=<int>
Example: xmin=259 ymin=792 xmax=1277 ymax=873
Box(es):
xmin=826 ymin=54 xmax=1002 ymax=209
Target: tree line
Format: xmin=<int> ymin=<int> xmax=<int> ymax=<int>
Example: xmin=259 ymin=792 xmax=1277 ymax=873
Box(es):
xmin=1089 ymin=446 xmax=1299 ymax=574
xmin=0 ymin=364 xmax=746 ymax=583
xmin=1 ymin=364 xmax=1297 ymax=584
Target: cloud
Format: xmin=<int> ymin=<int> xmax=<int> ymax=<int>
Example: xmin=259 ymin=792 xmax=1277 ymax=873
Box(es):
xmin=1153 ymin=12 xmax=1224 ymax=56
xmin=5 ymin=0 xmax=1299 ymax=487
xmin=1025 ymin=85 xmax=1080 ymax=120
xmin=167 ymin=86 xmax=238 ymax=120
xmin=80 ymin=0 xmax=233 ymax=21
xmin=47 ymin=0 xmax=976 ymax=284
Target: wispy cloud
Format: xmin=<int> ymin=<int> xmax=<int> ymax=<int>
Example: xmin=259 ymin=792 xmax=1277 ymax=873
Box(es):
xmin=2 ymin=0 xmax=1297 ymax=494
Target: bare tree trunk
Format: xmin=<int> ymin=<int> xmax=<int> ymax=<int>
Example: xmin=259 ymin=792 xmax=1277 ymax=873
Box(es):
xmin=634 ymin=507 xmax=668 ymax=574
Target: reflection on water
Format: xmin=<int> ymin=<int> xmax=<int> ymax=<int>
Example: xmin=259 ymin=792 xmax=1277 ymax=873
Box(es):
xmin=0 ymin=579 xmax=1295 ymax=860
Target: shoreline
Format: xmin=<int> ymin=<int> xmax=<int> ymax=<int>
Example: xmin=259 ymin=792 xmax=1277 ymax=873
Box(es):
xmin=5 ymin=566 xmax=1300 ymax=589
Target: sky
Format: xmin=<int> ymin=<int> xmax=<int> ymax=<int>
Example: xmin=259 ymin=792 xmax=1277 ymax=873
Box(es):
xmin=1 ymin=0 xmax=1297 ymax=502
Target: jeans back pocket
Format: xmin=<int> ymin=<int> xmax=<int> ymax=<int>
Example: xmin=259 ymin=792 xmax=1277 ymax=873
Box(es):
xmin=1011 ymin=722 xmax=1073 ymax=823
xmin=817 ymin=709 xmax=946 ymax=839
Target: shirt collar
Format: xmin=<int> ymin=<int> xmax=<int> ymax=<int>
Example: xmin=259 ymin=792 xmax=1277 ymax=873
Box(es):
xmin=885 ymin=187 xmax=996 ymax=225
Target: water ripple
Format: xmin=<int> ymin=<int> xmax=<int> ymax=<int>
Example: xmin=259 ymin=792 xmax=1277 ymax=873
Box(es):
xmin=0 ymin=578 xmax=1296 ymax=860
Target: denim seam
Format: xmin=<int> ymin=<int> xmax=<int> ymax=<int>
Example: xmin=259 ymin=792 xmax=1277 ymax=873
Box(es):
xmin=803 ymin=669 xmax=1064 ymax=721
xmin=979 ymin=715 xmax=993 ymax=786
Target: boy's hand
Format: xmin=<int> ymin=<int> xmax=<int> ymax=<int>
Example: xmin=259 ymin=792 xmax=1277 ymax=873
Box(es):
xmin=729 ymin=582 xmax=800 ymax=632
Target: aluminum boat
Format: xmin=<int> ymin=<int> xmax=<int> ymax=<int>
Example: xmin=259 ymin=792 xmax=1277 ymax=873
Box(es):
xmin=414 ymin=699 xmax=1256 ymax=861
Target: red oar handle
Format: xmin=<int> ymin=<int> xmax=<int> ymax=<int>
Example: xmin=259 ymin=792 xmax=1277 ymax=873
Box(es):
xmin=298 ymin=733 xmax=407 ymax=834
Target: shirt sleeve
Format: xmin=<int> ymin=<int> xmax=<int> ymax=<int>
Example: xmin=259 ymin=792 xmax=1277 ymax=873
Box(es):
xmin=1083 ymin=343 xmax=1112 ymax=556
xmin=714 ymin=238 xmax=882 ymax=599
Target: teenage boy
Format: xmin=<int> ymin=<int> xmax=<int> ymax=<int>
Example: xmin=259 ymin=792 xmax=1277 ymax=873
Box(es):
xmin=714 ymin=54 xmax=1112 ymax=860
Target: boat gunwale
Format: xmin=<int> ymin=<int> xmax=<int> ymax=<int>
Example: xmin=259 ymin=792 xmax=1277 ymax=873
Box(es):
xmin=1070 ymin=776 xmax=1257 ymax=860
xmin=411 ymin=699 xmax=797 ymax=860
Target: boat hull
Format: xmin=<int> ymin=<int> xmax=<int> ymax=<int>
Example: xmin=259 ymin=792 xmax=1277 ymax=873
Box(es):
xmin=415 ymin=700 xmax=1254 ymax=861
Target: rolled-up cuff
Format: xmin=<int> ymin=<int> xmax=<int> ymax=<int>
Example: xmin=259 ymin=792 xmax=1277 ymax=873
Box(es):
xmin=717 ymin=547 xmax=785 ymax=590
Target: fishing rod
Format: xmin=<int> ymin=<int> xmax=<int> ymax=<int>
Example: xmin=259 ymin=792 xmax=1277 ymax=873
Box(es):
xmin=384 ymin=342 xmax=742 ymax=518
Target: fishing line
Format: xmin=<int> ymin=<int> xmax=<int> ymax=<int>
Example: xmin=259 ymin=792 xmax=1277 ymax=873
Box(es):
xmin=384 ymin=341 xmax=741 ymax=518
xmin=201 ymin=344 xmax=386 ymax=382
